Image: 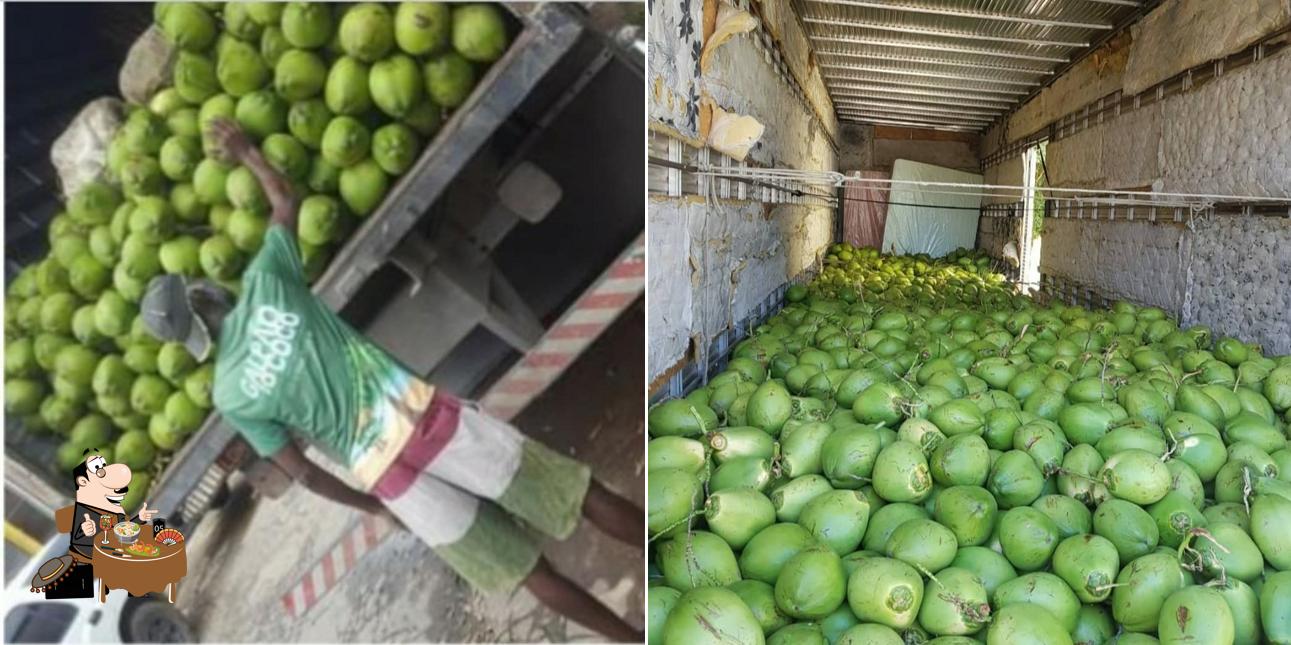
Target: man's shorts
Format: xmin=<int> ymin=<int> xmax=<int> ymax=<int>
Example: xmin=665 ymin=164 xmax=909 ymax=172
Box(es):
xmin=372 ymin=391 xmax=592 ymax=593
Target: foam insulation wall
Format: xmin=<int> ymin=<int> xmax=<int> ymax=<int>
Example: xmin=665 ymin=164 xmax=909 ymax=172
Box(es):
xmin=1123 ymin=0 xmax=1291 ymax=95
xmin=1039 ymin=213 xmax=1291 ymax=356
xmin=984 ymin=157 xmax=1024 ymax=206
xmin=1038 ymin=219 xmax=1190 ymax=314
xmin=1045 ymin=102 xmax=1163 ymax=190
xmin=1001 ymin=0 xmax=1290 ymax=146
xmin=1183 ymin=216 xmax=1291 ymax=355
xmin=1004 ymin=36 xmax=1130 ymax=140
xmin=648 ymin=198 xmax=833 ymax=377
xmin=981 ymin=164 xmax=999 ymax=199
xmin=981 ymin=122 xmax=1004 ymax=159
xmin=703 ymin=34 xmax=835 ymax=168
xmin=1044 ymin=53 xmax=1291 ymax=197
xmin=648 ymin=201 xmax=693 ymax=378
xmin=1158 ymin=51 xmax=1291 ymax=197
xmin=648 ymin=0 xmax=838 ymax=381
xmin=753 ymin=0 xmax=839 ymax=138
xmin=978 ymin=0 xmax=1291 ymax=355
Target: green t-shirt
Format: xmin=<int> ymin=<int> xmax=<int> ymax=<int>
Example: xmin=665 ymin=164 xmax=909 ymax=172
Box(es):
xmin=212 ymin=226 xmax=434 ymax=484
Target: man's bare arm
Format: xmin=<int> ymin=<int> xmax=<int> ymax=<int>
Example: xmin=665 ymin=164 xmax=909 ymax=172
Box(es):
xmin=206 ymin=118 xmax=300 ymax=233
xmin=271 ymin=441 xmax=386 ymax=515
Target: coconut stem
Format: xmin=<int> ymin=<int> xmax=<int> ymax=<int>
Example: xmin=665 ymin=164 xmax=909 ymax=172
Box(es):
xmin=647 ymin=509 xmax=702 ymax=544
xmin=1055 ymin=466 xmax=1100 ymax=485
xmin=687 ymin=404 xmax=709 ymax=436
xmin=1242 ymin=466 xmax=1253 ymax=515
xmin=912 ymin=562 xmax=943 ymax=589
xmin=1191 ymin=528 xmax=1230 ymax=554
xmin=1177 ymin=526 xmax=1229 ymax=573
xmin=1098 ymin=343 xmax=1117 ymax=403
xmin=1000 ymin=323 xmax=1030 ymax=358
xmin=936 ymin=590 xmax=993 ymax=627
xmin=1203 ymin=562 xmax=1230 ymax=588
xmin=1161 ymin=427 xmax=1179 ymax=462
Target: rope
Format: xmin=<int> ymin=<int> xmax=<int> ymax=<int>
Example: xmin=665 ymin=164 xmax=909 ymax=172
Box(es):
xmin=690 ymin=164 xmax=1291 ymax=211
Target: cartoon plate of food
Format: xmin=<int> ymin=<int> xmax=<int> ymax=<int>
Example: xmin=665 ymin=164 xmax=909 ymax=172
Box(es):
xmin=123 ymin=543 xmax=161 ymax=558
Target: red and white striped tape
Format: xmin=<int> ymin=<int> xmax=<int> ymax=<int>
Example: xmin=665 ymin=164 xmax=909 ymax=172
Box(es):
xmin=280 ymin=513 xmax=396 ymax=619
xmin=480 ymin=233 xmax=645 ymax=421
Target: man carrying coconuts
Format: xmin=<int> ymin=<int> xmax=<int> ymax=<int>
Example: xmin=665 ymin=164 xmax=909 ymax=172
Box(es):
xmin=138 ymin=118 xmax=643 ymax=641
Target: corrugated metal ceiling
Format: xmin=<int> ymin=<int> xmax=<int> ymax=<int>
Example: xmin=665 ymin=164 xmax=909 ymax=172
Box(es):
xmin=791 ymin=0 xmax=1149 ymax=132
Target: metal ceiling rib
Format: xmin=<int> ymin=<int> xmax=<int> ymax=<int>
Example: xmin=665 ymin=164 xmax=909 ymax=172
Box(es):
xmin=812 ymin=0 xmax=1115 ymax=29
xmin=839 ymin=115 xmax=983 ymax=131
xmin=811 ymin=33 xmax=1070 ymax=62
xmin=793 ymin=0 xmax=1145 ymax=132
xmin=833 ymin=96 xmax=1007 ymax=117
xmin=822 ymin=60 xmax=1042 ymax=86
xmin=839 ymin=111 xmax=995 ymax=127
xmin=832 ymin=87 xmax=1016 ymax=110
xmin=838 ymin=104 xmax=995 ymax=121
xmin=816 ymin=47 xmax=1055 ymax=75
xmin=825 ymin=72 xmax=1029 ymax=96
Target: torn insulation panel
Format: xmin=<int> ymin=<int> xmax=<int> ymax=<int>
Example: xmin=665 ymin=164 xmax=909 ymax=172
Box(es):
xmin=700 ymin=1 xmax=757 ymax=73
xmin=703 ymin=97 xmax=766 ymax=161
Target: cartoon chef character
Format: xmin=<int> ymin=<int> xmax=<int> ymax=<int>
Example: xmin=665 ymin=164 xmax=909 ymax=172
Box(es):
xmin=71 ymin=450 xmax=158 ymax=560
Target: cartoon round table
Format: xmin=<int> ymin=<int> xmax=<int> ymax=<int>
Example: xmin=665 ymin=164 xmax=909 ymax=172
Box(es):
xmin=93 ymin=527 xmax=186 ymax=603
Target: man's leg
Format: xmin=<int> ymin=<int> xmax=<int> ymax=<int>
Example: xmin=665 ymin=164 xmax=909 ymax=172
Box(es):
xmin=523 ymin=557 xmax=643 ymax=642
xmin=582 ymin=479 xmax=644 ymax=548
xmin=425 ymin=402 xmax=596 ymax=541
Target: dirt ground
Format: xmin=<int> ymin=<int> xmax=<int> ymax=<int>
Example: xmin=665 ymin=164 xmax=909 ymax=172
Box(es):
xmin=174 ymin=302 xmax=644 ymax=642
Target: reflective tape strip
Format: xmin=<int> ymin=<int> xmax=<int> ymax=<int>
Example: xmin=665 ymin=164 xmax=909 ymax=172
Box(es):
xmin=280 ymin=513 xmax=396 ymax=618
xmin=480 ymin=234 xmax=644 ymax=421
xmin=564 ymin=306 xmax=623 ymax=326
xmin=300 ymin=571 xmax=316 ymax=610
xmin=321 ymin=551 xmax=336 ymax=590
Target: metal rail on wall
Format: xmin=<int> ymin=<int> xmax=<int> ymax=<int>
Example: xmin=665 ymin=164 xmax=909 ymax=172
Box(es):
xmin=647 ymin=130 xmax=837 ymax=206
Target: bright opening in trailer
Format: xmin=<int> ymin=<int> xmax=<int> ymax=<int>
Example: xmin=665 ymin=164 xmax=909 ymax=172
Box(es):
xmin=1020 ymin=141 xmax=1047 ymax=294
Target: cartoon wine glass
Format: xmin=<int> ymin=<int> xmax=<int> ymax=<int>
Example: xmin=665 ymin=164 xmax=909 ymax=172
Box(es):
xmin=100 ymin=514 xmax=114 ymax=545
